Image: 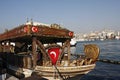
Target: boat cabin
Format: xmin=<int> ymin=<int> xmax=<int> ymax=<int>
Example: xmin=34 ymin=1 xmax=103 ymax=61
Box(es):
xmin=0 ymin=21 xmax=74 ymax=69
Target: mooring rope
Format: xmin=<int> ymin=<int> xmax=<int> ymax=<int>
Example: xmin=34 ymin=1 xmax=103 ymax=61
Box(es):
xmin=98 ymin=59 xmax=120 ymax=65
xmin=54 ymin=65 xmax=65 ymax=80
xmin=71 ymin=55 xmax=120 ymax=65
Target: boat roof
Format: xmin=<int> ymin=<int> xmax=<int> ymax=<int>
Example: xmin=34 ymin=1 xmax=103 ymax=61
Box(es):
xmin=0 ymin=21 xmax=74 ymax=43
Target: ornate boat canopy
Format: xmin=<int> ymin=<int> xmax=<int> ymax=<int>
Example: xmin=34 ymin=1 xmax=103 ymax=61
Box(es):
xmin=0 ymin=21 xmax=74 ymax=43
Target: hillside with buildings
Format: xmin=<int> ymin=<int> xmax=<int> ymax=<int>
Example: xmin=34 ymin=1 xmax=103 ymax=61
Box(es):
xmin=75 ymin=30 xmax=120 ymax=41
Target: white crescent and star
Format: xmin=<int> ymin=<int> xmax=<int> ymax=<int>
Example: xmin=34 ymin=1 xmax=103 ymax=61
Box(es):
xmin=50 ymin=51 xmax=56 ymax=58
xmin=32 ymin=27 xmax=38 ymax=32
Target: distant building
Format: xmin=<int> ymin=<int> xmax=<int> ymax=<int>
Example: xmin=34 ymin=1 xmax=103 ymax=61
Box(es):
xmin=74 ymin=29 xmax=120 ymax=41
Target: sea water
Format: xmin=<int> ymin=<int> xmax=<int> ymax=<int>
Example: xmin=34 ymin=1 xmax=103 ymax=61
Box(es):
xmin=75 ymin=40 xmax=120 ymax=80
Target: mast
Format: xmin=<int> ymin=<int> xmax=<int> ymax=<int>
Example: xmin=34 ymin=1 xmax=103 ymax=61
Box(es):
xmin=32 ymin=37 xmax=37 ymax=68
xmin=67 ymin=39 xmax=71 ymax=65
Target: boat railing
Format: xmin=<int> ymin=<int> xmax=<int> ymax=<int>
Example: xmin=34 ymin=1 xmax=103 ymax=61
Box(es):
xmin=38 ymin=56 xmax=94 ymax=67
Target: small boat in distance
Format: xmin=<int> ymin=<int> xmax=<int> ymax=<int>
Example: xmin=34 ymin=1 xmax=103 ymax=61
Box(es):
xmin=0 ymin=21 xmax=100 ymax=80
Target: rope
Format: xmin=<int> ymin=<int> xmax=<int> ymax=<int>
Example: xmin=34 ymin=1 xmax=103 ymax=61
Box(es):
xmin=71 ymin=54 xmax=120 ymax=65
xmin=53 ymin=65 xmax=65 ymax=80
xmin=98 ymin=59 xmax=120 ymax=65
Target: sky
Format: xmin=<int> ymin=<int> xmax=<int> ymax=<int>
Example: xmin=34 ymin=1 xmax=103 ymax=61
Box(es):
xmin=0 ymin=0 xmax=120 ymax=33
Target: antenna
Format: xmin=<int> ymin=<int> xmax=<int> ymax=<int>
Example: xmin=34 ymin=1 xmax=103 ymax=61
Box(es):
xmin=31 ymin=18 xmax=33 ymax=25
xmin=26 ymin=18 xmax=29 ymax=22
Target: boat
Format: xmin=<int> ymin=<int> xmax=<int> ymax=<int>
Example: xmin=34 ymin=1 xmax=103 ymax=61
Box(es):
xmin=0 ymin=21 xmax=100 ymax=80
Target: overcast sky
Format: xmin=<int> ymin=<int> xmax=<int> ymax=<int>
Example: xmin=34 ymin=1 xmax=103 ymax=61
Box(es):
xmin=0 ymin=0 xmax=120 ymax=33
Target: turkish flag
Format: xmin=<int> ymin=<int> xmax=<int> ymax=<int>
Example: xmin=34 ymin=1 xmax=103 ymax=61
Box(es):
xmin=32 ymin=26 xmax=38 ymax=32
xmin=48 ymin=47 xmax=60 ymax=65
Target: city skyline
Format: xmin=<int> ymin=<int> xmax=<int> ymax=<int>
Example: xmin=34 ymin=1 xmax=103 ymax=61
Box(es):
xmin=0 ymin=0 xmax=120 ymax=33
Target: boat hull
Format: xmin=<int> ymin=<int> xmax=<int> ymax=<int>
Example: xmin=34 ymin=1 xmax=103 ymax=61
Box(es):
xmin=35 ymin=64 xmax=95 ymax=80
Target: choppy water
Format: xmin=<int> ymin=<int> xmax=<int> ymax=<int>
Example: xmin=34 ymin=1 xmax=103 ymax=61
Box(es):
xmin=75 ymin=40 xmax=120 ymax=80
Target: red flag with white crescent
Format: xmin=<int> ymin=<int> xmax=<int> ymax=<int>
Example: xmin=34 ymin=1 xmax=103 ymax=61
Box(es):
xmin=32 ymin=26 xmax=38 ymax=32
xmin=48 ymin=47 xmax=60 ymax=65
